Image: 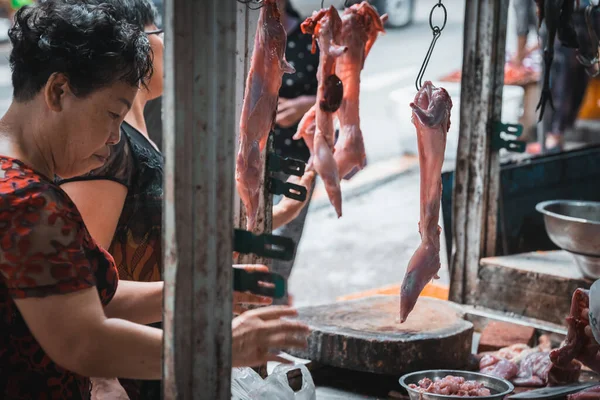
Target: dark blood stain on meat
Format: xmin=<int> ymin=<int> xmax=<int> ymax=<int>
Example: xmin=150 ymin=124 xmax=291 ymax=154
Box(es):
xmin=320 ymin=74 xmax=343 ymax=112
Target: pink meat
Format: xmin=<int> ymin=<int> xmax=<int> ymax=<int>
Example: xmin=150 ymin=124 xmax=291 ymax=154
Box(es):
xmin=236 ymin=0 xmax=295 ymax=230
xmin=550 ymin=289 xmax=595 ymax=383
xmin=334 ymin=2 xmax=385 ymax=178
xmin=568 ymin=386 xmax=600 ymax=400
xmin=399 ymin=81 xmax=452 ymax=322
xmin=478 ymin=337 xmax=581 ymax=387
xmin=512 ymin=352 xmax=552 ymax=387
xmin=479 ymin=356 xmax=519 ymax=381
xmin=301 ymin=7 xmax=347 ymax=217
xmin=409 ymin=376 xmax=491 ymax=397
xmin=293 ymin=105 xmax=316 ymax=168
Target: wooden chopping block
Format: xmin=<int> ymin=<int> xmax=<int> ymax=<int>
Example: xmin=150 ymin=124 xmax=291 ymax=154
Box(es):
xmin=477 ymin=321 xmax=536 ymax=353
xmin=286 ymin=296 xmax=473 ymax=375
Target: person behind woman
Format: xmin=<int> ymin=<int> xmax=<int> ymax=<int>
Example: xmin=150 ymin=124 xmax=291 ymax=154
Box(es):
xmin=270 ymin=0 xmax=320 ymax=304
xmin=0 ymin=2 xmax=309 ymax=399
xmin=536 ymin=0 xmax=596 ymax=153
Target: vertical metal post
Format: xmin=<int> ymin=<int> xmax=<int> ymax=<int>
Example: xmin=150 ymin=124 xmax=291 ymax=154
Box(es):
xmin=162 ymin=0 xmax=236 ymax=397
xmin=233 ymin=5 xmax=274 ymax=266
xmin=449 ymin=0 xmax=509 ymax=304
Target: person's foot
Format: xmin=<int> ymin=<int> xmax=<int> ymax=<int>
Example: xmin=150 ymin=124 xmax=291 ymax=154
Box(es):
xmin=545 ymin=133 xmax=564 ymax=153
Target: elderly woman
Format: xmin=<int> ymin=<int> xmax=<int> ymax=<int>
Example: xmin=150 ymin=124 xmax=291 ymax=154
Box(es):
xmin=0 ymin=2 xmax=309 ymax=399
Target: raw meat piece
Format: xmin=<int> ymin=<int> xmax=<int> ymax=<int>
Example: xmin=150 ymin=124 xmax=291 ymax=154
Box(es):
xmin=236 ymin=0 xmax=295 ymax=230
xmin=477 ymin=338 xmax=575 ymax=387
xmin=333 ymin=2 xmax=385 ymax=179
xmin=547 ymin=359 xmax=582 ymax=386
xmin=512 ymin=352 xmax=552 ymax=387
xmin=292 ymin=105 xmax=316 ymax=167
xmin=568 ymin=385 xmax=600 ymax=400
xmin=409 ymin=376 xmax=491 ymax=397
xmin=301 ymin=6 xmax=347 ymax=217
xmin=399 ymin=81 xmax=452 ymax=322
xmin=479 ymin=354 xmax=502 ymax=370
xmin=479 ymin=356 xmax=519 ymax=381
xmin=550 ymin=289 xmax=598 ymax=379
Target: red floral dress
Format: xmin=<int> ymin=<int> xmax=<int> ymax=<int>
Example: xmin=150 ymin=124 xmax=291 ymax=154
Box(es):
xmin=0 ymin=156 xmax=119 ymax=399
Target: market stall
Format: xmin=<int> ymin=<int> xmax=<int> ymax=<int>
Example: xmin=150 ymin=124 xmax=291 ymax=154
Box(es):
xmin=160 ymin=0 xmax=598 ymax=398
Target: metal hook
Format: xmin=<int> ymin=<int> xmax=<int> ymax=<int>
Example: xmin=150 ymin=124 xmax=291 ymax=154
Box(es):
xmin=415 ymin=1 xmax=447 ymax=91
xmin=237 ymin=0 xmax=264 ymax=10
xmin=321 ymin=0 xmax=324 ymax=8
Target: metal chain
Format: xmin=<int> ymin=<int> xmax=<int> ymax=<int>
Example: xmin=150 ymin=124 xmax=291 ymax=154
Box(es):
xmin=415 ymin=0 xmax=447 ymax=91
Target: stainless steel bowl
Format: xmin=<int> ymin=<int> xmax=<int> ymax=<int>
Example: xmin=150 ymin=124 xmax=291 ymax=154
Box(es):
xmin=536 ymin=200 xmax=600 ymax=279
xmin=399 ymin=370 xmax=514 ymax=400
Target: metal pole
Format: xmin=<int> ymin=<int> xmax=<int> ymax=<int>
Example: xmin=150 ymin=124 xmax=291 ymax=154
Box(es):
xmin=162 ymin=0 xmax=236 ymax=397
xmin=449 ymin=0 xmax=509 ymax=304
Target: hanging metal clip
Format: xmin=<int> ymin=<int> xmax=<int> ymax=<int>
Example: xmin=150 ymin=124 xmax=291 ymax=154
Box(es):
xmin=267 ymin=153 xmax=306 ymax=177
xmin=233 ymin=267 xmax=287 ymax=299
xmin=268 ymin=177 xmax=307 ymax=202
xmin=492 ymin=122 xmax=525 ymax=153
xmin=233 ymin=229 xmax=296 ymax=261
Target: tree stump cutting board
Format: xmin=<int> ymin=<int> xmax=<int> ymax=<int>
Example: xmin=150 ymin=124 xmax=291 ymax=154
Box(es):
xmin=287 ymin=296 xmax=474 ymax=375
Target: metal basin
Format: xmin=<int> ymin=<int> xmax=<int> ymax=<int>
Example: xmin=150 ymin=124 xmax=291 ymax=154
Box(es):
xmin=536 ymin=200 xmax=600 ymax=279
xmin=399 ymin=370 xmax=514 ymax=400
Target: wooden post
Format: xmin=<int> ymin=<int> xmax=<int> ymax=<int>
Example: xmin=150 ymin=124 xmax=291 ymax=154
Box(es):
xmin=233 ymin=5 xmax=274 ymax=266
xmin=162 ymin=0 xmax=236 ymax=397
xmin=449 ymin=0 xmax=509 ymax=305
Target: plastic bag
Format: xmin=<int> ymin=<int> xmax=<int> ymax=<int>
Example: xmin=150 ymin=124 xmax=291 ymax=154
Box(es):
xmin=231 ymin=364 xmax=316 ymax=400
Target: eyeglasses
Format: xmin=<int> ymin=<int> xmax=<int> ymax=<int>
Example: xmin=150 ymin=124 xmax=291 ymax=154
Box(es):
xmin=145 ymin=28 xmax=164 ymax=38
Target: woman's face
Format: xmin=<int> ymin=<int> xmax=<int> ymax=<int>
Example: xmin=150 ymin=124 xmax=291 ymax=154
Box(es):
xmin=44 ymin=73 xmax=139 ymax=178
xmin=145 ymin=24 xmax=164 ymax=100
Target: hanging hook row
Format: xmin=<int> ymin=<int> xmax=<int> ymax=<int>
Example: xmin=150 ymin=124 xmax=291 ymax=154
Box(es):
xmin=415 ymin=1 xmax=447 ymax=91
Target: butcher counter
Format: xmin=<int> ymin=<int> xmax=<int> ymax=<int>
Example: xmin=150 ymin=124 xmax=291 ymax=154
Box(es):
xmin=261 ymin=295 xmax=598 ymax=400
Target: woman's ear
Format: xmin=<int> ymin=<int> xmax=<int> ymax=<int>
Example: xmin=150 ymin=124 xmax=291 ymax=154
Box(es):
xmin=44 ymin=73 xmax=71 ymax=112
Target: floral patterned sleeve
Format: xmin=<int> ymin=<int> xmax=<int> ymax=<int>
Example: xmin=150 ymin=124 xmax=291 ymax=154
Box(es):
xmin=0 ymin=184 xmax=98 ymax=298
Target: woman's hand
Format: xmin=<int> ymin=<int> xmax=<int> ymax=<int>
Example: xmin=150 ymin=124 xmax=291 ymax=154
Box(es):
xmin=233 ymin=264 xmax=273 ymax=315
xmin=578 ymin=306 xmax=600 ymax=373
xmin=231 ymin=306 xmax=310 ymax=367
xmin=276 ymin=96 xmax=316 ymax=128
xmin=273 ymin=171 xmax=316 ymax=230
xmin=91 ymin=377 xmax=130 ymax=400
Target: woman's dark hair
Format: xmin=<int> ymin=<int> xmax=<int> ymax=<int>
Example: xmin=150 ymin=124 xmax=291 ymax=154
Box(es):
xmin=69 ymin=0 xmax=158 ymax=29
xmin=9 ymin=0 xmax=153 ymax=102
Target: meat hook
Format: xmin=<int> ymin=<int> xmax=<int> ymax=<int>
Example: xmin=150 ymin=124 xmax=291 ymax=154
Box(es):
xmin=415 ymin=0 xmax=447 ymax=91
xmin=237 ymin=0 xmax=264 ymax=10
